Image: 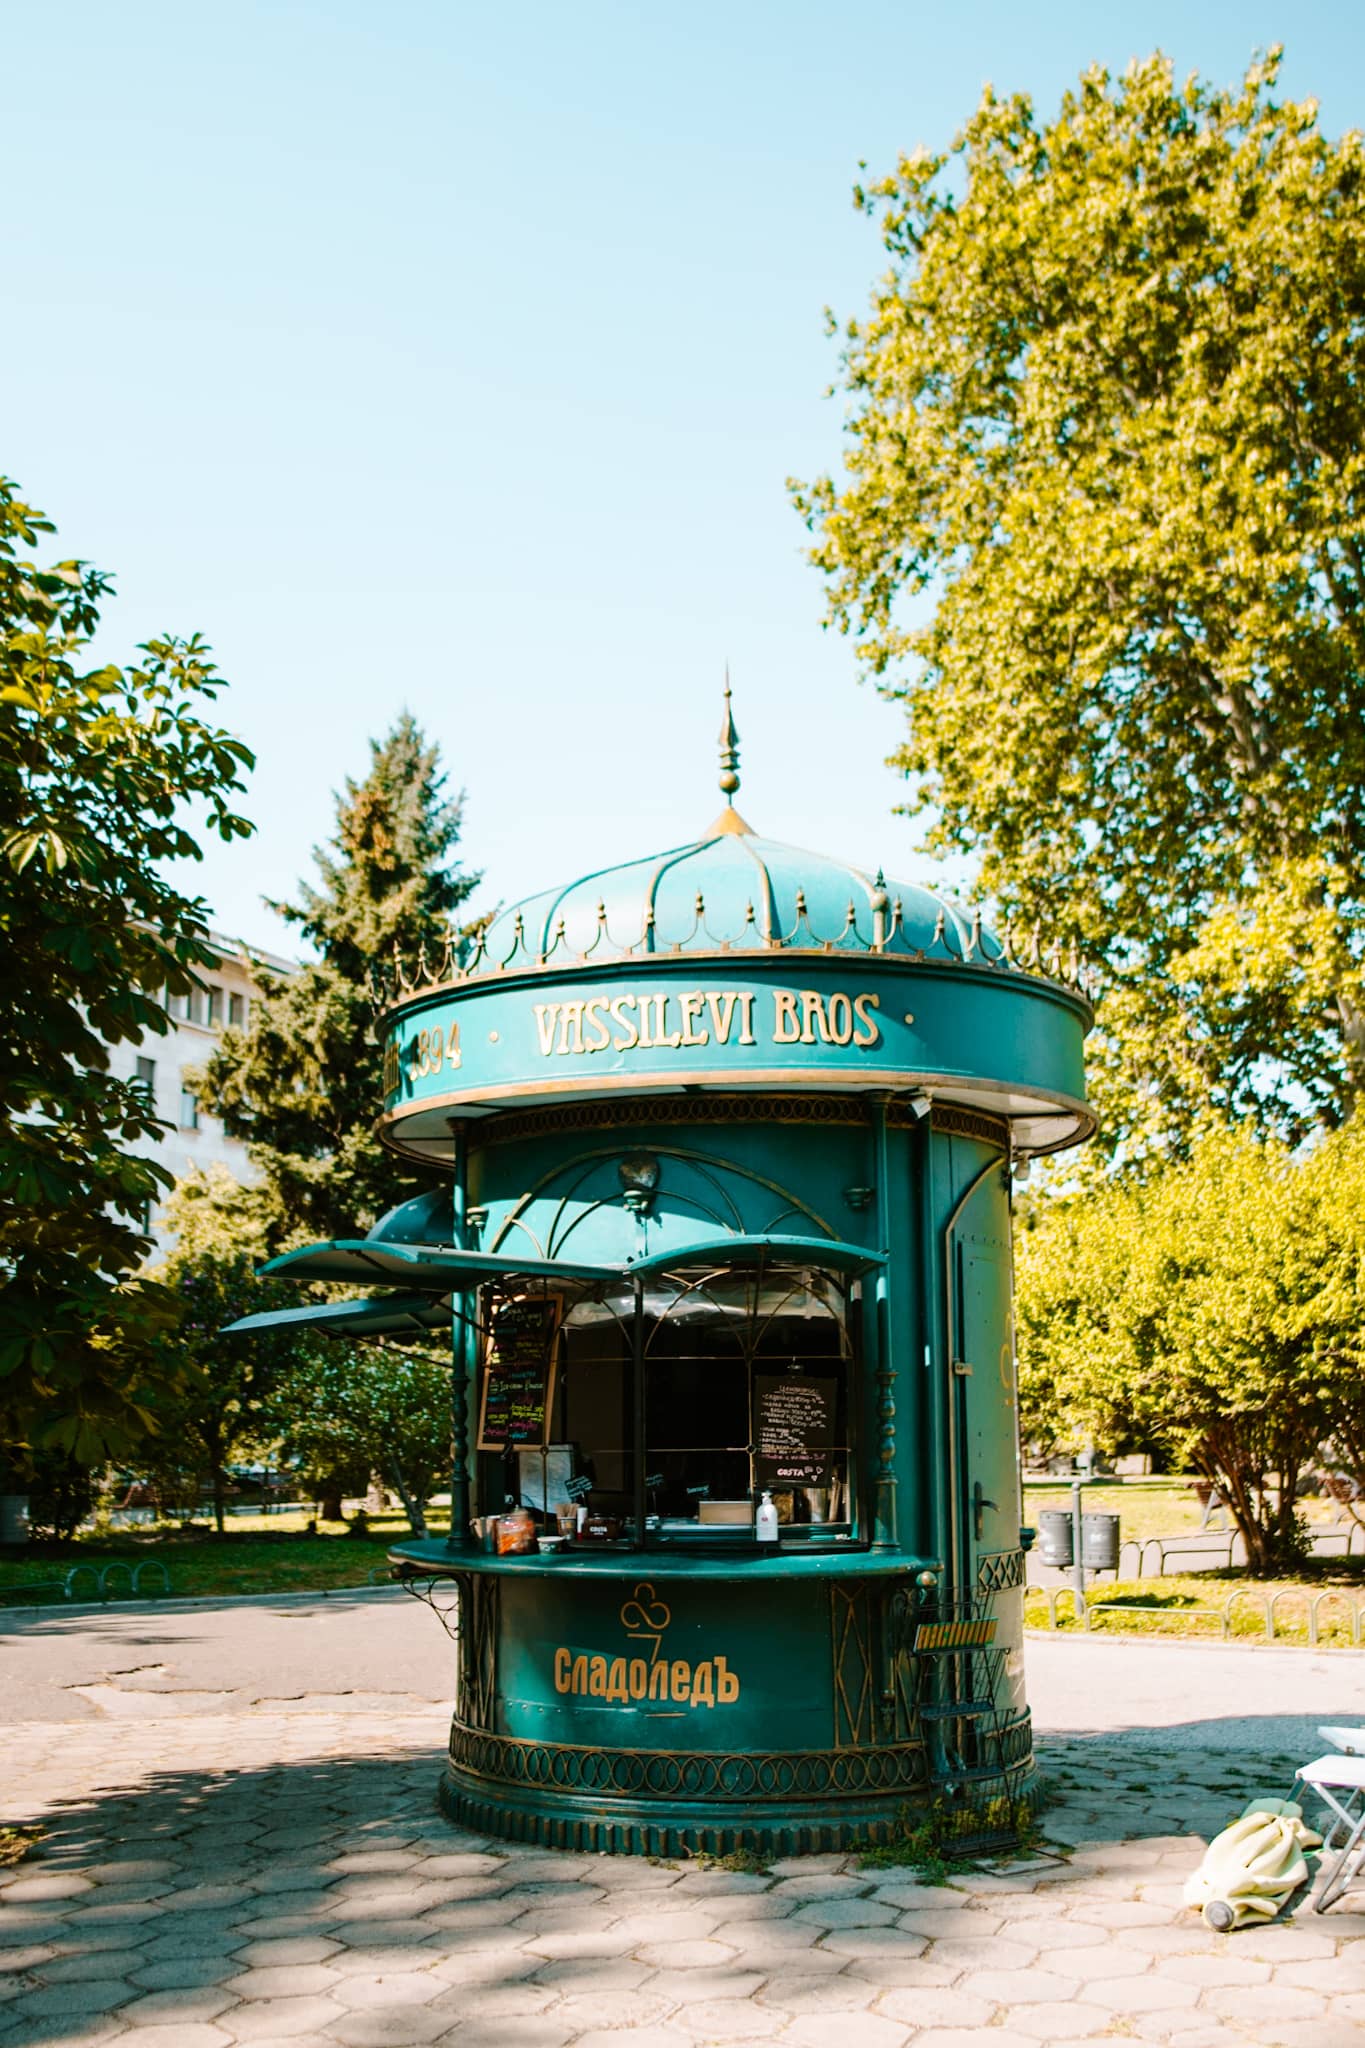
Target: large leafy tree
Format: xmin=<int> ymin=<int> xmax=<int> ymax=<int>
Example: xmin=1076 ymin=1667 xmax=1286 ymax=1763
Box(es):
xmin=144 ymin=1170 xmax=314 ymax=1533
xmin=794 ymin=50 xmax=1365 ymax=1154
xmin=273 ymin=1343 xmax=451 ymax=1535
xmin=199 ymin=714 xmax=479 ymax=1247
xmin=1014 ymin=1126 xmax=1365 ymax=1574
xmin=0 ymin=476 xmax=253 ymax=1467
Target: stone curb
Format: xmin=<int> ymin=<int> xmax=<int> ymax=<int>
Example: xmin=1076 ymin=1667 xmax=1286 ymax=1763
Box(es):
xmin=1024 ymin=1626 xmax=1365 ymax=1658
xmin=0 ymin=1581 xmax=407 ymax=1626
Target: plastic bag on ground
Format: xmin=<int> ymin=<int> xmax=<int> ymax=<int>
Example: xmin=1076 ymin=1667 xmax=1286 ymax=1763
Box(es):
xmin=1183 ymin=1799 xmax=1323 ymax=1932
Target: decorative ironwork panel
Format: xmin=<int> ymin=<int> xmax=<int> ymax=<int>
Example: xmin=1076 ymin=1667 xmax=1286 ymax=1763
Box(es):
xmin=481 ymin=1093 xmax=871 ymax=1148
xmin=830 ymin=1581 xmax=876 ymax=1749
xmin=447 ymin=1722 xmax=927 ymax=1801
xmin=926 ymin=1103 xmax=1008 ymax=1149
xmin=455 ymin=1572 xmax=499 ymax=1733
xmin=977 ymin=1549 xmax=1026 ymax=1595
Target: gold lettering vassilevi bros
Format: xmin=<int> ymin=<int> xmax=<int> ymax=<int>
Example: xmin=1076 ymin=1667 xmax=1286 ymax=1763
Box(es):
xmin=532 ymin=989 xmax=880 ymax=1059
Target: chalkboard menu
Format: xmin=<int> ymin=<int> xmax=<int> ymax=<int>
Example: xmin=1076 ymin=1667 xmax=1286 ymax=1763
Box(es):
xmin=754 ymin=1372 xmax=837 ymax=1487
xmin=477 ymin=1296 xmax=560 ymax=1450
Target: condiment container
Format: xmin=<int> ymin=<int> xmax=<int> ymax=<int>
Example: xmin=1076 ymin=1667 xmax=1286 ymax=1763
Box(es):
xmin=496 ymin=1507 xmax=536 ymax=1556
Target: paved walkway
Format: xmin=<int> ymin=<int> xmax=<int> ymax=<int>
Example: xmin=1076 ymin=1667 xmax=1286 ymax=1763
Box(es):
xmin=3 ymin=1595 xmax=1365 ymax=2048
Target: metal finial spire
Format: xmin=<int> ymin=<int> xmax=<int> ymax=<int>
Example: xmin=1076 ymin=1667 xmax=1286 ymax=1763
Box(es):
xmin=718 ymin=668 xmax=740 ymax=798
xmin=707 ymin=668 xmax=754 ymax=836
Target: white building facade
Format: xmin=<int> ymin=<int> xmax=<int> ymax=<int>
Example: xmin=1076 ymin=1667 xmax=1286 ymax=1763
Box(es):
xmin=105 ymin=930 xmax=295 ymax=1250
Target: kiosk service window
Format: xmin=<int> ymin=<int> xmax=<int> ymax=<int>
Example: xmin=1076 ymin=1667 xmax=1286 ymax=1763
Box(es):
xmin=476 ymin=1262 xmax=858 ymax=1547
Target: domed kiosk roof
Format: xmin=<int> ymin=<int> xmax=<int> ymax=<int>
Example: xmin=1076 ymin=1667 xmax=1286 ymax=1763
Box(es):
xmin=426 ymin=688 xmax=1011 ymax=984
xmin=378 ymin=687 xmax=1094 ymax=1160
xmin=468 ymin=811 xmax=1003 ymax=978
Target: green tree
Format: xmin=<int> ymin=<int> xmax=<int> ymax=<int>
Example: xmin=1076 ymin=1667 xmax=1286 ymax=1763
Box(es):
xmin=198 ymin=715 xmax=478 ymax=1248
xmin=0 ymin=476 xmax=253 ymax=1468
xmin=143 ymin=1170 xmax=312 ymax=1533
xmin=794 ymin=50 xmax=1365 ymax=1155
xmin=274 ymin=1342 xmax=450 ymax=1534
xmin=1015 ymin=1126 xmax=1360 ymax=1573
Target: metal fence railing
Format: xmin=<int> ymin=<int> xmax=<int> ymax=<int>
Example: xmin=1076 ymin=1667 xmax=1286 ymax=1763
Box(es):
xmin=0 ymin=1560 xmax=172 ymax=1606
xmin=1028 ymin=1581 xmax=1365 ymax=1646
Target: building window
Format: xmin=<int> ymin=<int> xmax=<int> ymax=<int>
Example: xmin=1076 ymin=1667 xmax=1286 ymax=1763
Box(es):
xmin=207 ymin=987 xmax=222 ymax=1028
xmin=179 ymin=1084 xmax=200 ymax=1131
xmin=169 ymin=991 xmax=190 ymax=1022
xmin=228 ymin=992 xmax=247 ymax=1028
xmin=187 ymin=988 xmax=207 ymax=1027
xmin=134 ymin=1056 xmax=156 ymax=1103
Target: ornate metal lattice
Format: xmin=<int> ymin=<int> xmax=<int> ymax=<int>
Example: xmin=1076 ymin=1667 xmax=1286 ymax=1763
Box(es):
xmin=447 ymin=1723 xmax=927 ymax=1801
xmin=976 ymin=1548 xmax=1027 ymax=1595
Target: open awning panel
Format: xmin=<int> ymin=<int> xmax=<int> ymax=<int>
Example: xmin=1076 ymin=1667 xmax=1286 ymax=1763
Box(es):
xmin=258 ymin=1241 xmax=624 ymax=1290
xmin=624 ymin=1234 xmax=886 ymax=1277
xmin=223 ymin=1292 xmax=455 ymax=1340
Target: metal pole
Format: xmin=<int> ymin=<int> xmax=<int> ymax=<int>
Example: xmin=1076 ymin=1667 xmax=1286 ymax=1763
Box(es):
xmin=447 ymin=1123 xmax=474 ymax=1554
xmin=632 ymin=1274 xmax=647 ymax=1550
xmin=870 ymin=1096 xmax=897 ymax=1548
xmin=1071 ymin=1476 xmax=1085 ymax=1619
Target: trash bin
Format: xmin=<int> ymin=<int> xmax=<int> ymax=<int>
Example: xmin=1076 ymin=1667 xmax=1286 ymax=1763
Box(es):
xmin=1082 ymin=1511 xmax=1121 ymax=1571
xmin=1037 ymin=1510 xmax=1073 ymax=1569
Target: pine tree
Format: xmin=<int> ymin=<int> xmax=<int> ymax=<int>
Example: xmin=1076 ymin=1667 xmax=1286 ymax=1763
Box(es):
xmin=199 ymin=714 xmax=479 ymax=1249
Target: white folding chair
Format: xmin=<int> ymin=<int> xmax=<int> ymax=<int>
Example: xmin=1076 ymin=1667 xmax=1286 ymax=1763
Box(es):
xmin=1296 ymin=1752 xmax=1365 ymax=1912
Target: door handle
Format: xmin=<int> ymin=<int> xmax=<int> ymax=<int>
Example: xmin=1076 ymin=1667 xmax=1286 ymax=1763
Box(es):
xmin=972 ymin=1480 xmax=998 ymax=1541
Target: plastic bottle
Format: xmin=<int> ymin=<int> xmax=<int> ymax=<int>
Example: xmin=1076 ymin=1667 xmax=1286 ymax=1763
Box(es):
xmin=755 ymin=1491 xmax=779 ymax=1543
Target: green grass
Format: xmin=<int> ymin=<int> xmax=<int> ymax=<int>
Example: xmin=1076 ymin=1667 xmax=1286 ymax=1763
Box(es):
xmin=1023 ymin=1478 xmax=1346 ymax=1543
xmin=1026 ymin=1565 xmax=1365 ymax=1644
xmin=0 ymin=1510 xmax=443 ymax=1605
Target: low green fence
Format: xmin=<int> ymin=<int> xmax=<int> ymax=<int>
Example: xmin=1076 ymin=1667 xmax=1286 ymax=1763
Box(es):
xmin=1028 ymin=1582 xmax=1365 ymax=1647
xmin=1 ymin=1560 xmax=172 ymax=1606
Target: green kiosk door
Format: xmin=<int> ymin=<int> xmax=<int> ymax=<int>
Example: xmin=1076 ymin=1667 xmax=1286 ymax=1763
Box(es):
xmin=955 ymin=1194 xmax=1026 ymax=1721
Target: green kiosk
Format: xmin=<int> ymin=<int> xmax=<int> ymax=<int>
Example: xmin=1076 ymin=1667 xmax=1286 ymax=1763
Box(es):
xmin=234 ymin=694 xmax=1092 ymax=1855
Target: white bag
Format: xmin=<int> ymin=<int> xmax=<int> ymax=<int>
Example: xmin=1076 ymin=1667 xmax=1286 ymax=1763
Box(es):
xmin=1183 ymin=1799 xmax=1323 ymax=1932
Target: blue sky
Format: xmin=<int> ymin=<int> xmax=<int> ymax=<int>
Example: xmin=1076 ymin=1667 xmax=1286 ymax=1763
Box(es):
xmin=5 ymin=2 xmax=1363 ymax=952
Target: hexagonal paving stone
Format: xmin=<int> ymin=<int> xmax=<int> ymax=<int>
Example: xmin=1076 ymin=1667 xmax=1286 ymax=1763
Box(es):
xmin=430 ymin=2020 xmax=578 ymax=2048
xmin=783 ymin=2012 xmax=913 ymax=2048
xmin=539 ymin=1989 xmax=678 ymax=2032
xmin=898 ymin=2032 xmax=1039 ymax=2048
xmin=877 ymin=1981 xmax=1000 ymax=2029
xmin=819 ymin=1928 xmax=929 ymax=1960
xmin=230 ymin=1939 xmax=343 ymax=1968
xmin=120 ymin=1984 xmax=241 ymax=2025
xmin=1203 ymin=1983 xmax=1329 ymax=2027
xmin=758 ymin=1972 xmax=880 ymax=2014
xmin=669 ymin=1997 xmax=786 ymax=2038
xmin=957 ymin=1967 xmax=1081 ymax=2005
xmin=326 ymin=2009 xmax=452 ymax=2047
xmin=921 ymin=1934 xmax=1041 ymax=1971
xmin=896 ymin=1909 xmax=1005 ymax=1939
xmin=223 ymin=1966 xmax=342 ymax=2000
xmin=792 ymin=1898 xmax=896 ymax=1930
xmin=1084 ymin=1973 xmax=1202 ymax=2015
xmin=331 ymin=1971 xmax=444 ymax=2010
xmin=7 ymin=1978 xmax=136 ymax=2019
xmin=113 ymin=2028 xmax=233 ymax=2048
xmin=0 ymin=1876 xmax=94 ymax=1903
xmin=561 ymin=2031 xmax=693 ymax=2048
xmin=640 ymin=1966 xmax=770 ymax=2003
xmin=769 ymin=1875 xmax=869 ymax=1902
xmin=530 ymin=1955 xmax=654 ymax=1991
xmin=1034 ymin=1941 xmax=1150 ymax=1978
xmin=633 ymin=1938 xmax=740 ymax=1969
xmin=215 ymin=1994 xmax=346 ymax=2040
xmin=1006 ymin=2000 xmax=1114 ymax=2040
xmin=602 ymin=1909 xmax=725 ymax=1945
